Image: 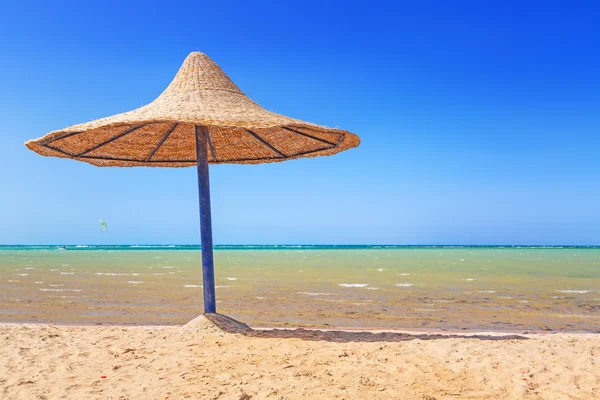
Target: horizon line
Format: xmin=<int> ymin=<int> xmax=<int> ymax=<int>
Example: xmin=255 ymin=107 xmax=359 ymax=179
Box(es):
xmin=2 ymin=244 xmax=600 ymax=247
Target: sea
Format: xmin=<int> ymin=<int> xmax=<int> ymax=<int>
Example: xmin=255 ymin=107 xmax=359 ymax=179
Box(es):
xmin=1 ymin=245 xmax=599 ymax=332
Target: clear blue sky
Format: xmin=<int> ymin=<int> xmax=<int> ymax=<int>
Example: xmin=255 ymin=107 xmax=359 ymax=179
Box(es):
xmin=1 ymin=1 xmax=599 ymax=245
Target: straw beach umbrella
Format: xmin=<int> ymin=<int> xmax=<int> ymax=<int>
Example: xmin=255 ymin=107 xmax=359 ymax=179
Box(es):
xmin=26 ymin=52 xmax=360 ymax=313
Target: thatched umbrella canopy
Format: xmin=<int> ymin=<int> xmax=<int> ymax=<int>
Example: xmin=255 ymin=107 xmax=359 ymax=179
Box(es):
xmin=26 ymin=52 xmax=360 ymax=313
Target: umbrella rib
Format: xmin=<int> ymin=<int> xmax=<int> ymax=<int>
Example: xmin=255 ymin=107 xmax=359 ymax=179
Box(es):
xmin=246 ymin=129 xmax=286 ymax=158
xmin=42 ymin=131 xmax=84 ymax=145
xmin=281 ymin=126 xmax=337 ymax=146
xmin=145 ymin=123 xmax=178 ymax=162
xmin=205 ymin=127 xmax=217 ymax=161
xmin=77 ymin=124 xmax=144 ymax=156
xmin=42 ymin=143 xmax=77 ymax=157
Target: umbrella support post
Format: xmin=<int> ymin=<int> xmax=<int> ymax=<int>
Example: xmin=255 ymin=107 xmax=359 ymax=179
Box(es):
xmin=195 ymin=125 xmax=216 ymax=314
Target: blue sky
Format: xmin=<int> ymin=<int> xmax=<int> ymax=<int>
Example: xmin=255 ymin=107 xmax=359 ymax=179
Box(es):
xmin=1 ymin=1 xmax=599 ymax=245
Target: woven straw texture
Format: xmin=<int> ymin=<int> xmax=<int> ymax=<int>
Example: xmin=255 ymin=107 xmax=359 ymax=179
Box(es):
xmin=25 ymin=52 xmax=360 ymax=167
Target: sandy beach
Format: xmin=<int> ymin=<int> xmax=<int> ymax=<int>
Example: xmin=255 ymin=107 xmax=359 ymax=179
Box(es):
xmin=1 ymin=316 xmax=598 ymax=400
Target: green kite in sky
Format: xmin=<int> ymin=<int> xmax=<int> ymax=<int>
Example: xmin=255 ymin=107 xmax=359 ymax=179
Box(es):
xmin=99 ymin=220 xmax=107 ymax=232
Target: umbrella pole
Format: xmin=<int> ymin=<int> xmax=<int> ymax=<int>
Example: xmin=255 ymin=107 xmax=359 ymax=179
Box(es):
xmin=195 ymin=125 xmax=216 ymax=313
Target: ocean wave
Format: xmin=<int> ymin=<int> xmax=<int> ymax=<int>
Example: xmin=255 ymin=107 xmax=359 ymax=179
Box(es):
xmin=183 ymin=284 xmax=202 ymax=288
xmin=60 ymin=272 xmax=76 ymax=275
xmin=39 ymin=288 xmax=82 ymax=292
xmin=396 ymin=283 xmax=414 ymax=287
xmin=296 ymin=292 xmax=334 ymax=296
xmin=128 ymin=281 xmax=144 ymax=284
xmin=96 ymin=273 xmax=132 ymax=276
xmin=16 ymin=274 xmax=29 ymax=276
xmin=339 ymin=283 xmax=369 ymax=288
xmin=557 ymin=290 xmax=592 ymax=294
xmin=226 ymin=277 xmax=237 ymax=281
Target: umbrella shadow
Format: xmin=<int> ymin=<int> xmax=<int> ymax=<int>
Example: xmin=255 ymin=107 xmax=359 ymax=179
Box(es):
xmin=204 ymin=313 xmax=528 ymax=343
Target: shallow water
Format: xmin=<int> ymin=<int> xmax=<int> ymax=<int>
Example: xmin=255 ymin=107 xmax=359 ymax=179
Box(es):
xmin=1 ymin=246 xmax=599 ymax=332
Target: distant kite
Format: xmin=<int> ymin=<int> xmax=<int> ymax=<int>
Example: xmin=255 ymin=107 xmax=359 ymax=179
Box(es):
xmin=99 ymin=220 xmax=107 ymax=232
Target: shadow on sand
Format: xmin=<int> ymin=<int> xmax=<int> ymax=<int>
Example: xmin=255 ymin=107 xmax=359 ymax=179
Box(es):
xmin=204 ymin=313 xmax=528 ymax=343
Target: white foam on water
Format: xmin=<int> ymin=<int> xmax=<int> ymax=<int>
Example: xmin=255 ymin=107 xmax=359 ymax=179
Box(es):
xmin=49 ymin=284 xmax=65 ymax=287
xmin=519 ymin=300 xmax=529 ymax=303
xmin=400 ymin=273 xmax=410 ymax=276
xmin=557 ymin=290 xmax=592 ymax=294
xmin=215 ymin=286 xmax=230 ymax=289
xmin=466 ymin=278 xmax=475 ymax=281
xmin=61 ymin=264 xmax=70 ymax=267
xmin=396 ymin=283 xmax=414 ymax=287
xmin=163 ymin=266 xmax=175 ymax=269
xmin=479 ymin=290 xmax=496 ymax=293
xmin=256 ymin=296 xmax=266 ymax=300
xmin=226 ymin=277 xmax=237 ymax=281
xmin=498 ymin=296 xmax=513 ymax=299
xmin=8 ymin=280 xmax=19 ymax=283
xmin=339 ymin=283 xmax=369 ymax=288
xmin=60 ymin=272 xmax=76 ymax=275
xmin=460 ymin=259 xmax=465 ymax=261
xmin=16 ymin=274 xmax=29 ymax=276
xmin=50 ymin=269 xmax=58 ymax=272
xmin=129 ymin=281 xmax=144 ymax=284
xmin=95 ymin=273 xmax=131 ymax=276
xmin=34 ymin=282 xmax=44 ymax=284
xmin=183 ymin=284 xmax=202 ymax=288
xmin=377 ymin=268 xmax=385 ymax=272
xmin=25 ymin=267 xmax=35 ymax=270
xmin=366 ymin=287 xmax=379 ymax=290
xmin=296 ymin=292 xmax=334 ymax=296
xmin=39 ymin=288 xmax=82 ymax=292
xmin=152 ymin=273 xmax=165 ymax=276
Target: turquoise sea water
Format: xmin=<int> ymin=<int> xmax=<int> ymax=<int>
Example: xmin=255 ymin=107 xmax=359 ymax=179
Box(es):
xmin=1 ymin=245 xmax=599 ymax=332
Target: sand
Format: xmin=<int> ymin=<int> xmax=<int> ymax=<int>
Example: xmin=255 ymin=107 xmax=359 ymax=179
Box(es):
xmin=1 ymin=316 xmax=598 ymax=400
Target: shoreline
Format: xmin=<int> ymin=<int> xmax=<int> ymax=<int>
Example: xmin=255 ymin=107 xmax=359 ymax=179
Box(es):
xmin=1 ymin=318 xmax=598 ymax=337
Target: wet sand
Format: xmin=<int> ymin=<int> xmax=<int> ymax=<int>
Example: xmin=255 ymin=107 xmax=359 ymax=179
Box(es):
xmin=1 ymin=316 xmax=599 ymax=400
